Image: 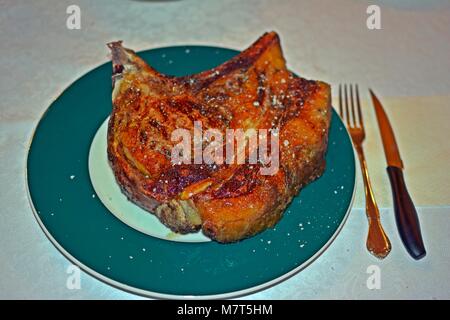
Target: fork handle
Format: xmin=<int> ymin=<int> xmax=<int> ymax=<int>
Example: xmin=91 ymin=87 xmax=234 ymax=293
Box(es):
xmin=387 ymin=166 xmax=426 ymax=260
xmin=355 ymin=145 xmax=391 ymax=259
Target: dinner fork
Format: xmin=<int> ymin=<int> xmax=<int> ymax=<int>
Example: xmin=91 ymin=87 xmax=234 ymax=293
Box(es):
xmin=338 ymin=84 xmax=391 ymax=259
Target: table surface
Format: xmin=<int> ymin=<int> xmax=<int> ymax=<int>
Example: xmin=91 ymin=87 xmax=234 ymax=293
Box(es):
xmin=1 ymin=0 xmax=449 ymax=299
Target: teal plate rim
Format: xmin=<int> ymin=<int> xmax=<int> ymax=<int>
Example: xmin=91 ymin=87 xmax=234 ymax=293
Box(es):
xmin=26 ymin=45 xmax=356 ymax=299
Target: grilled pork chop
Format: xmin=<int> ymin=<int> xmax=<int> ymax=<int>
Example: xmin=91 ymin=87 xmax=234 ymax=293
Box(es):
xmin=107 ymin=32 xmax=331 ymax=243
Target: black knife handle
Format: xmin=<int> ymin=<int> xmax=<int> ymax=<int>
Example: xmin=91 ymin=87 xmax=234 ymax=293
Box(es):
xmin=387 ymin=166 xmax=426 ymax=260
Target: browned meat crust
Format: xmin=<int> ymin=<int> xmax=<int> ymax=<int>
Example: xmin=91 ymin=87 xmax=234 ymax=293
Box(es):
xmin=107 ymin=32 xmax=331 ymax=242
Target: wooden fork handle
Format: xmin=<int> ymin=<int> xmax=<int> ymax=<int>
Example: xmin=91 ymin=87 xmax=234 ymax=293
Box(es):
xmin=387 ymin=166 xmax=426 ymax=260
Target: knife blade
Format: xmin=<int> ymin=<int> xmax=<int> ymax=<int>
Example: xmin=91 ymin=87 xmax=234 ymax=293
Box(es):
xmin=369 ymin=89 xmax=426 ymax=260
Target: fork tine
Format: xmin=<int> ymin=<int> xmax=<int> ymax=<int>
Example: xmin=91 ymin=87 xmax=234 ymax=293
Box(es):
xmin=355 ymin=84 xmax=364 ymax=130
xmin=350 ymin=84 xmax=356 ymax=127
xmin=338 ymin=84 xmax=344 ymax=118
xmin=344 ymin=84 xmax=351 ymax=127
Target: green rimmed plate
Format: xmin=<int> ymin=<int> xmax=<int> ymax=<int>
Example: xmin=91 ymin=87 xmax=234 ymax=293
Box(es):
xmin=26 ymin=45 xmax=355 ymax=299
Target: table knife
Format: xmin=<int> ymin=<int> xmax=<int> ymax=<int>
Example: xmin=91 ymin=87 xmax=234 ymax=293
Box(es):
xmin=369 ymin=89 xmax=426 ymax=260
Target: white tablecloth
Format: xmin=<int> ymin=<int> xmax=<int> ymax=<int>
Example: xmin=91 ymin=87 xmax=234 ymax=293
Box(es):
xmin=1 ymin=0 xmax=449 ymax=299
